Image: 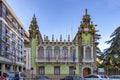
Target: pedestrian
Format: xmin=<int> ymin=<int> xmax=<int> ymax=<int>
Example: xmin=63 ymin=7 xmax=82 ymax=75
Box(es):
xmin=1 ymin=73 xmax=6 ymax=80
xmin=15 ymin=73 xmax=19 ymax=80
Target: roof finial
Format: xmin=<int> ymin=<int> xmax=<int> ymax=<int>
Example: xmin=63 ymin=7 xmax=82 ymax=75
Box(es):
xmin=85 ymin=8 xmax=88 ymax=15
xmin=33 ymin=13 xmax=36 ymax=18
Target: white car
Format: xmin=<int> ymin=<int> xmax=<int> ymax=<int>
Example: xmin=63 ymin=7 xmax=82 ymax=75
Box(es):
xmin=109 ymin=75 xmax=120 ymax=80
xmin=84 ymin=74 xmax=109 ymax=80
xmin=7 ymin=72 xmax=25 ymax=80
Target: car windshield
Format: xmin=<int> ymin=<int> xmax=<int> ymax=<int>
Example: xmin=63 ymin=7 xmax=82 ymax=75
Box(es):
xmin=84 ymin=75 xmax=99 ymax=78
xmin=7 ymin=72 xmax=17 ymax=78
xmin=74 ymin=76 xmax=82 ymax=79
xmin=38 ymin=76 xmax=49 ymax=79
xmin=109 ymin=75 xmax=120 ymax=79
xmin=64 ymin=76 xmax=82 ymax=80
xmin=19 ymin=72 xmax=25 ymax=77
xmin=99 ymin=75 xmax=106 ymax=78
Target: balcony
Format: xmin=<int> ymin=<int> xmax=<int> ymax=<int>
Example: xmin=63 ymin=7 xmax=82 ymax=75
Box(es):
xmin=36 ymin=57 xmax=78 ymax=63
xmin=82 ymin=58 xmax=94 ymax=63
xmin=6 ymin=47 xmax=12 ymax=54
xmin=6 ymin=31 xmax=12 ymax=38
xmin=6 ymin=39 xmax=11 ymax=45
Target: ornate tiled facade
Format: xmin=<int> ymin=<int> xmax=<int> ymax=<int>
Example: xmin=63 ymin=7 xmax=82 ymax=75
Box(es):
xmin=25 ymin=9 xmax=99 ymax=79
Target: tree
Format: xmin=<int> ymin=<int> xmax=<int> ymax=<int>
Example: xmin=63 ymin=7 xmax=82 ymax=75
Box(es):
xmin=105 ymin=26 xmax=120 ymax=55
xmin=105 ymin=26 xmax=120 ymax=74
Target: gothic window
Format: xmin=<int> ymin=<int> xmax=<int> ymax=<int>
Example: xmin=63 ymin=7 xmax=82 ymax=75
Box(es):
xmin=85 ymin=47 xmax=91 ymax=59
xmin=70 ymin=47 xmax=76 ymax=62
xmin=46 ymin=46 xmax=52 ymax=61
xmin=38 ymin=46 xmax=44 ymax=58
xmin=62 ymin=46 xmax=68 ymax=60
xmin=54 ymin=46 xmax=60 ymax=63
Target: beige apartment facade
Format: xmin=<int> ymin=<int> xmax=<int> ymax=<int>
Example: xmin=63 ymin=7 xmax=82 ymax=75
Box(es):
xmin=0 ymin=0 xmax=29 ymax=76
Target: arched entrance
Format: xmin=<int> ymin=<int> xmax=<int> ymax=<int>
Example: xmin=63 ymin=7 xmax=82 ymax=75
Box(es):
xmin=83 ymin=68 xmax=91 ymax=77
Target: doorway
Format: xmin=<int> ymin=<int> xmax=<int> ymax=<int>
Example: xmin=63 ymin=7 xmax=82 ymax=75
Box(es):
xmin=83 ymin=68 xmax=91 ymax=77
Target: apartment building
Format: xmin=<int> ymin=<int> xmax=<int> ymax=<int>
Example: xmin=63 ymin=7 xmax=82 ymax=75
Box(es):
xmin=0 ymin=0 xmax=29 ymax=76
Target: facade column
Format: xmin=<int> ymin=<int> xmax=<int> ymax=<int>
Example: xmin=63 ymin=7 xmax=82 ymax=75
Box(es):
xmin=1 ymin=64 xmax=5 ymax=73
xmin=10 ymin=65 xmax=13 ymax=72
xmin=44 ymin=46 xmax=46 ymax=61
xmin=29 ymin=48 xmax=31 ymax=70
xmin=17 ymin=66 xmax=19 ymax=72
xmin=67 ymin=46 xmax=71 ymax=57
xmin=21 ymin=66 xmax=23 ymax=72
xmin=76 ymin=45 xmax=78 ymax=61
xmin=91 ymin=45 xmax=93 ymax=58
xmin=60 ymin=46 xmax=62 ymax=62
xmin=83 ymin=46 xmax=86 ymax=58
xmin=36 ymin=46 xmax=38 ymax=58
xmin=52 ymin=46 xmax=54 ymax=61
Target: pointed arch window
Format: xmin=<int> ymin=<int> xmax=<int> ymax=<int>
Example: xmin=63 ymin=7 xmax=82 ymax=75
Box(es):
xmin=85 ymin=47 xmax=91 ymax=59
xmin=46 ymin=46 xmax=52 ymax=61
xmin=54 ymin=46 xmax=60 ymax=63
xmin=70 ymin=47 xmax=76 ymax=62
xmin=62 ymin=46 xmax=68 ymax=60
xmin=38 ymin=46 xmax=44 ymax=58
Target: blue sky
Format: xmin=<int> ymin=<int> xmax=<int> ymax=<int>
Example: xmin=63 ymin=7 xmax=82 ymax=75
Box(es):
xmin=6 ymin=0 xmax=120 ymax=51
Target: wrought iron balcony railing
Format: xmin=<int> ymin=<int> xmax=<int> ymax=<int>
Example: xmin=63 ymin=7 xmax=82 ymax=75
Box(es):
xmin=36 ymin=57 xmax=78 ymax=63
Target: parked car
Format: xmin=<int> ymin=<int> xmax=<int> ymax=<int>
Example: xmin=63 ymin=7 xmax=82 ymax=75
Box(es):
xmin=84 ymin=74 xmax=109 ymax=80
xmin=7 ymin=72 xmax=25 ymax=80
xmin=109 ymin=75 xmax=120 ymax=80
xmin=35 ymin=76 xmax=49 ymax=80
xmin=60 ymin=75 xmax=83 ymax=80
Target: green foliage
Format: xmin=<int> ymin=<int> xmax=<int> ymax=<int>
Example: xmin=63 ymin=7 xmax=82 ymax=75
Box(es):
xmin=105 ymin=26 xmax=120 ymax=54
xmin=104 ymin=26 xmax=120 ymax=69
xmin=95 ymin=33 xmax=101 ymax=41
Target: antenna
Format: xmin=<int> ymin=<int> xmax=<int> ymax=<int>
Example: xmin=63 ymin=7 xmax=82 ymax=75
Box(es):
xmin=66 ymin=25 xmax=68 ymax=40
xmin=71 ymin=26 xmax=73 ymax=41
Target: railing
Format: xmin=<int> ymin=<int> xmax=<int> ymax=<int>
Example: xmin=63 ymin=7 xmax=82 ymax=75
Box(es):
xmin=36 ymin=57 xmax=78 ymax=63
xmin=82 ymin=58 xmax=94 ymax=62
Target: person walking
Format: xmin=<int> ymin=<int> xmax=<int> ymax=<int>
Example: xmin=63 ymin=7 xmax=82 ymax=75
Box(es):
xmin=1 ymin=73 xmax=6 ymax=80
xmin=15 ymin=73 xmax=19 ymax=80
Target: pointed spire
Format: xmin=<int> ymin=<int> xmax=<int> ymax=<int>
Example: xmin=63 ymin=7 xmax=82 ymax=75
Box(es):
xmin=31 ymin=14 xmax=38 ymax=26
xmin=81 ymin=8 xmax=91 ymax=24
xmin=33 ymin=13 xmax=35 ymax=18
xmin=85 ymin=8 xmax=88 ymax=15
xmin=33 ymin=14 xmax=36 ymax=20
xmin=29 ymin=14 xmax=39 ymax=38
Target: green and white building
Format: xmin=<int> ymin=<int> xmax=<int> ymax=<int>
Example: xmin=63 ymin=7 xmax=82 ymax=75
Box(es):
xmin=25 ymin=9 xmax=99 ymax=79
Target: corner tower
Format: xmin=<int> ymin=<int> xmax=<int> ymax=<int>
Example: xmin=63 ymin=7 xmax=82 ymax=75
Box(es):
xmin=76 ymin=9 xmax=99 ymax=77
xmin=29 ymin=14 xmax=43 ymax=74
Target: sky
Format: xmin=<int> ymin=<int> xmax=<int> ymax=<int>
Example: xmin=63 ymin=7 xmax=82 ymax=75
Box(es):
xmin=6 ymin=0 xmax=120 ymax=52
